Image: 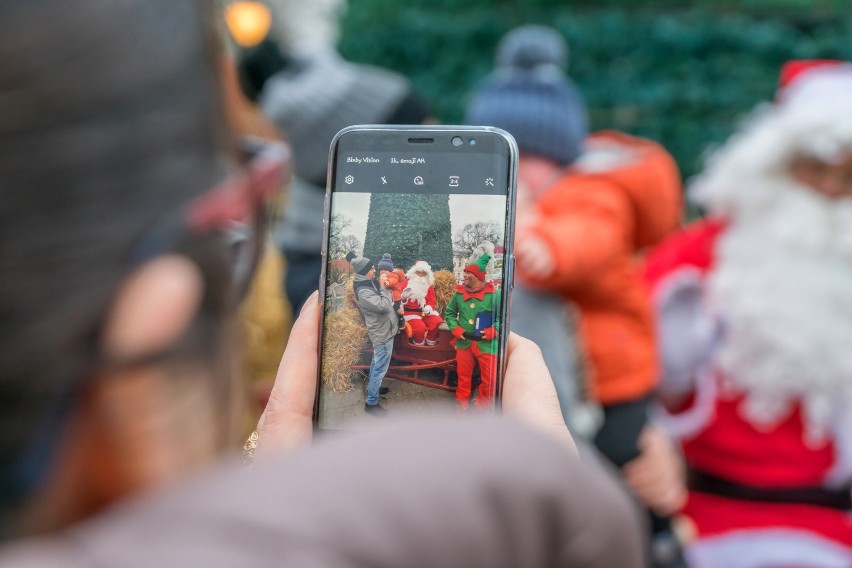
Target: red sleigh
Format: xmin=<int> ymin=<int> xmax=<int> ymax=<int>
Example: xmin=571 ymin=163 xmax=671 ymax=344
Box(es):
xmin=252 ymin=322 xmax=458 ymax=415
xmin=351 ymin=325 xmax=457 ymax=392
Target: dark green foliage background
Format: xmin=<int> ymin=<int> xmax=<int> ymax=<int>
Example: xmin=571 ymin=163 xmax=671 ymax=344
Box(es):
xmin=363 ymin=193 xmax=454 ymax=271
xmin=339 ymin=0 xmax=852 ymax=183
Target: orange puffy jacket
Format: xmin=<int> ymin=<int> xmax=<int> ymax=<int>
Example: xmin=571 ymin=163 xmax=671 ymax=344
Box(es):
xmin=518 ymin=131 xmax=682 ymax=405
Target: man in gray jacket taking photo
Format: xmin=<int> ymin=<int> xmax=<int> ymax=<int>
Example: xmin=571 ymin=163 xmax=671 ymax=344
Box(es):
xmin=347 ymin=251 xmax=400 ymax=416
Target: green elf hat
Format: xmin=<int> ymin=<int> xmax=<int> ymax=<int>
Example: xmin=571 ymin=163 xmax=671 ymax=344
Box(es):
xmin=464 ymin=252 xmax=491 ymax=281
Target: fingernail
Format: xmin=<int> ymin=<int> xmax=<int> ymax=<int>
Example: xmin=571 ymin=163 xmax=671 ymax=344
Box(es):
xmin=300 ymin=290 xmax=319 ymax=315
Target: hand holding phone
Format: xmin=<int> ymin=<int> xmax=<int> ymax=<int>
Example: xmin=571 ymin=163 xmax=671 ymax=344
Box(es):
xmin=314 ymin=126 xmax=518 ymax=429
xmin=257 ymin=299 xmax=574 ymax=454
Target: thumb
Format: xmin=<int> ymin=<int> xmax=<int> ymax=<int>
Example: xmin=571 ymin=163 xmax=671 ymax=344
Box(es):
xmin=502 ymin=332 xmax=576 ymax=452
xmin=257 ymin=290 xmax=319 ymax=456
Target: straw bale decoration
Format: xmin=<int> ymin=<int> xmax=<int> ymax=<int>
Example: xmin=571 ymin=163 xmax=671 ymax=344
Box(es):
xmin=432 ymin=269 xmax=456 ymax=317
xmin=321 ymin=277 xmax=368 ymax=392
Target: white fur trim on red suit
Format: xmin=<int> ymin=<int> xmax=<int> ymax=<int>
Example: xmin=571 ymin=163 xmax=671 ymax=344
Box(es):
xmin=688 ymin=529 xmax=852 ymax=568
xmin=651 ymin=368 xmax=718 ymax=441
xmin=824 ymin=410 xmax=852 ymax=486
xmin=653 ymin=266 xmax=720 ymax=398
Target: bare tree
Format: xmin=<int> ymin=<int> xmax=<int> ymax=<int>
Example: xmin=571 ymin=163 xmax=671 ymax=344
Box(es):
xmin=332 ymin=234 xmax=362 ymax=259
xmin=328 ymin=213 xmax=354 ymax=258
xmin=453 ymin=221 xmax=503 ymax=258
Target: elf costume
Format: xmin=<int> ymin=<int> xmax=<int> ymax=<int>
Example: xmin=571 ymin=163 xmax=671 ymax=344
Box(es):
xmin=444 ymin=251 xmax=502 ymax=409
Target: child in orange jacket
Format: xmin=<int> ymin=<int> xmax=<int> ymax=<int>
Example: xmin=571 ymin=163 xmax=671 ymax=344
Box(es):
xmin=515 ymin=131 xmax=684 ymax=563
xmin=376 ymin=253 xmax=408 ymax=332
xmin=517 ymin=131 xmax=682 ymax=413
xmin=466 ymin=25 xmax=685 ymax=567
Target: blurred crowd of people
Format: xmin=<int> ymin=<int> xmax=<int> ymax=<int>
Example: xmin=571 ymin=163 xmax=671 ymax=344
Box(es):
xmin=1 ymin=1 xmax=851 ymax=567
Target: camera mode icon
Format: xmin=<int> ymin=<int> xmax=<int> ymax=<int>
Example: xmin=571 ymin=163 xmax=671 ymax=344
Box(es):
xmin=413 ymin=176 xmax=424 ymax=186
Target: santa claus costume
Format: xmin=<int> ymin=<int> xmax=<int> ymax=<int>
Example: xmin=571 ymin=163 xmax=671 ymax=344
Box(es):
xmin=644 ymin=62 xmax=852 ymax=568
xmin=402 ymin=260 xmax=443 ymax=345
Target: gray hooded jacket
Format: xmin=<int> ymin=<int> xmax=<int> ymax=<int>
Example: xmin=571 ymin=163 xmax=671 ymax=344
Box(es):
xmin=353 ymin=273 xmax=398 ymax=346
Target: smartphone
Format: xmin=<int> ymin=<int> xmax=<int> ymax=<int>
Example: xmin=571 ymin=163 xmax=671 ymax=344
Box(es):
xmin=315 ymin=125 xmax=518 ymax=429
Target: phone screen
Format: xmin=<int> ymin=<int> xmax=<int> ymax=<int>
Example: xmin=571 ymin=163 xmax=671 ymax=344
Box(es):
xmin=316 ymin=126 xmax=517 ymax=429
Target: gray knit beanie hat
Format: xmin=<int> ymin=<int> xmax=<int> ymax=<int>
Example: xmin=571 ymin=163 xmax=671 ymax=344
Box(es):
xmin=376 ymin=253 xmax=394 ymax=272
xmin=260 ymin=51 xmax=420 ymax=185
xmin=496 ymin=24 xmax=569 ymax=71
xmin=466 ymin=25 xmax=588 ymax=166
xmin=346 ymin=251 xmax=374 ymax=276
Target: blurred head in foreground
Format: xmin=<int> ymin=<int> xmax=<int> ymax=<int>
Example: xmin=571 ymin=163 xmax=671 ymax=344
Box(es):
xmin=0 ymin=0 xmax=282 ymax=537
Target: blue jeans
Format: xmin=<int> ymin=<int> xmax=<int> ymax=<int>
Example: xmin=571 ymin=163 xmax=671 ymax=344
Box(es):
xmin=366 ymin=338 xmax=394 ymax=405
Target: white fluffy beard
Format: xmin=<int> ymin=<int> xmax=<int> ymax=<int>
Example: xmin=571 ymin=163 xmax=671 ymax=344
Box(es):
xmin=708 ymin=176 xmax=852 ymax=445
xmin=405 ymin=275 xmax=430 ymax=305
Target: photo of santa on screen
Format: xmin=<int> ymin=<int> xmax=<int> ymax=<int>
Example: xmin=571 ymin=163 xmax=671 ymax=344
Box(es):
xmin=401 ymin=260 xmax=444 ymax=346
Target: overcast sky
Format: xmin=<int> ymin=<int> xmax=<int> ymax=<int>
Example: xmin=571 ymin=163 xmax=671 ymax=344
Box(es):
xmin=330 ymin=192 xmax=508 ymax=251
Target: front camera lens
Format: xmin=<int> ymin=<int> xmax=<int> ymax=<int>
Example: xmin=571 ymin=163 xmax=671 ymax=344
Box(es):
xmin=451 ymin=136 xmax=463 ymax=147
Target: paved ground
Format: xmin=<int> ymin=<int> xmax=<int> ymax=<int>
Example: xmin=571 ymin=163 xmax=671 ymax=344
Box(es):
xmin=317 ymin=374 xmax=457 ymax=430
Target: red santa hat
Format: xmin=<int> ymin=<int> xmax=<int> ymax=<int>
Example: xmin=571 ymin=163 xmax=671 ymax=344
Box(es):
xmin=691 ymin=58 xmax=852 ymax=215
xmin=775 ymin=59 xmax=852 ymax=108
xmin=778 ymin=60 xmax=845 ymax=91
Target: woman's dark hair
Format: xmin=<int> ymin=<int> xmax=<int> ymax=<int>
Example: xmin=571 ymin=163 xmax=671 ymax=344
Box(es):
xmin=0 ymin=0 xmax=236 ymax=519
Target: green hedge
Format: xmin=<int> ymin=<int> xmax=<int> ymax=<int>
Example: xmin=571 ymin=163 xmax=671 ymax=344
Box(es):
xmin=339 ymin=1 xmax=852 ymax=181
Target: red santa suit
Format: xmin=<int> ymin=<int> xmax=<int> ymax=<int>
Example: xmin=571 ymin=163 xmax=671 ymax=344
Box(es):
xmin=644 ymin=63 xmax=852 ymax=568
xmin=402 ymin=261 xmax=443 ymax=345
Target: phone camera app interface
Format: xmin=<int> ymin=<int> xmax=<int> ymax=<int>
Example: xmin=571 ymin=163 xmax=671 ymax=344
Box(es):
xmin=319 ymin=143 xmax=510 ymax=429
